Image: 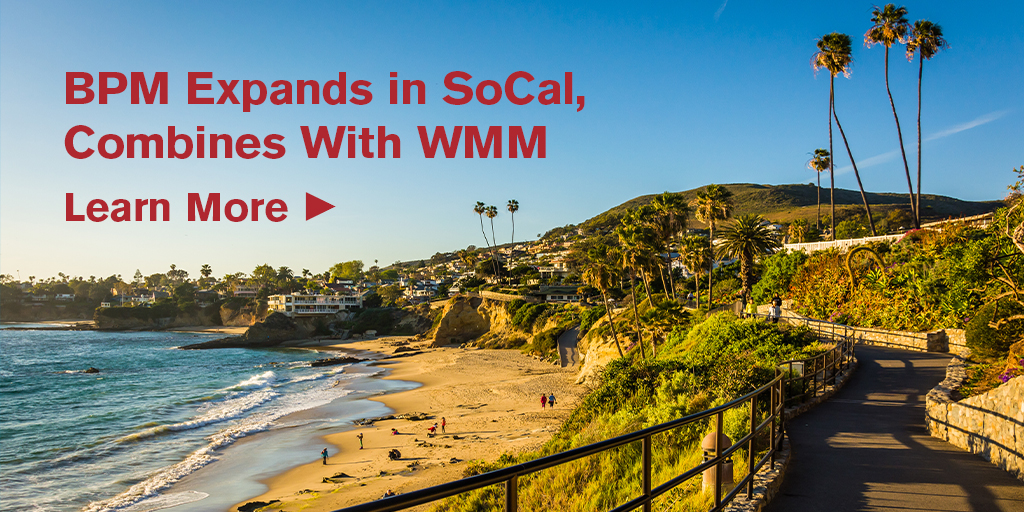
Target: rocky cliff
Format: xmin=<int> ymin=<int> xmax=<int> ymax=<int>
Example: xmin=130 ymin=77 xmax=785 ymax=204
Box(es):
xmin=574 ymin=313 xmax=625 ymax=386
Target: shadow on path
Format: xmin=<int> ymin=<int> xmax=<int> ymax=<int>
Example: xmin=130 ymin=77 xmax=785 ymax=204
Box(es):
xmin=766 ymin=346 xmax=1024 ymax=512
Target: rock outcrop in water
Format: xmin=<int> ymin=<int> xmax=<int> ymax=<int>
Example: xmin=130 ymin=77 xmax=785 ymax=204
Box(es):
xmin=179 ymin=313 xmax=312 ymax=349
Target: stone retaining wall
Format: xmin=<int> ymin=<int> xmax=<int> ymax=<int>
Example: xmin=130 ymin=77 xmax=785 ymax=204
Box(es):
xmin=754 ymin=305 xmax=966 ymax=354
xmin=926 ymin=358 xmax=1024 ymax=482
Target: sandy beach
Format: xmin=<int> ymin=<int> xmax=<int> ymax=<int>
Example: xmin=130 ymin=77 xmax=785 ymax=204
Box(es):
xmin=233 ymin=336 xmax=585 ymax=511
xmin=166 ymin=325 xmax=250 ymax=335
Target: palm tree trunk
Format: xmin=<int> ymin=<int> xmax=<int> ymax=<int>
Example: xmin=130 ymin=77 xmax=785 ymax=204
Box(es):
xmin=694 ymin=269 xmax=701 ymax=309
xmin=602 ymin=289 xmax=623 ymax=357
xmin=741 ymin=255 xmax=751 ymax=301
xmin=885 ymin=48 xmax=919 ymax=228
xmin=657 ymin=259 xmax=668 ymax=300
xmin=829 ymin=76 xmax=836 ymax=240
xmin=816 ymin=173 xmax=821 ymax=232
xmin=641 ymin=270 xmax=653 ymax=306
xmin=488 ymin=219 xmax=500 ymax=279
xmin=916 ymin=56 xmax=924 ymax=226
xmin=707 ymin=225 xmax=714 ymax=307
xmin=510 ymin=213 xmax=515 ymax=269
xmin=629 ymin=272 xmax=646 ymax=359
xmin=668 ymin=258 xmax=676 ymax=301
xmin=833 ymin=106 xmax=877 ymax=236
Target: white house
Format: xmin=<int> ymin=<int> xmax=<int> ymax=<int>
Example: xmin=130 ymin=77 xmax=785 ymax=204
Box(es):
xmin=268 ymin=294 xmax=363 ymax=317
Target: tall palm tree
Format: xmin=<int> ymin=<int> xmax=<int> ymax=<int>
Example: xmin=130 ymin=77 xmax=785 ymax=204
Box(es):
xmin=717 ymin=214 xmax=783 ymax=301
xmin=485 ymin=205 xmax=500 ymax=280
xmin=678 ymin=235 xmax=711 ymax=308
xmin=866 ymin=4 xmax=916 ymax=227
xmin=507 ymin=199 xmax=519 ymax=265
xmin=651 ymin=192 xmax=689 ymax=300
xmin=615 ymin=222 xmax=656 ymax=360
xmin=581 ymin=243 xmax=624 ymax=358
xmin=813 ymin=32 xmax=876 ymax=237
xmin=689 ymin=184 xmax=733 ymax=305
xmin=807 ymin=149 xmax=831 ymax=232
xmin=906 ymin=20 xmax=948 ymax=226
xmin=473 ymin=201 xmax=490 ymax=249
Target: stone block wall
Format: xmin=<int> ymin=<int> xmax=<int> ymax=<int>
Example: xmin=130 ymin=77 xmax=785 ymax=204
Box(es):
xmin=926 ymin=358 xmax=1024 ymax=482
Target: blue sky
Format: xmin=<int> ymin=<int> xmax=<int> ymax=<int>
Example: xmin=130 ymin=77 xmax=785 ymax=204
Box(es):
xmin=1 ymin=0 xmax=1021 ymax=280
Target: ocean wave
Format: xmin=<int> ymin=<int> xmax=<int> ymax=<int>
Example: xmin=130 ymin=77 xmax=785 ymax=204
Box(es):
xmin=116 ymin=389 xmax=278 ymax=444
xmin=83 ymin=383 xmax=355 ymax=512
xmin=224 ymin=370 xmax=277 ymax=390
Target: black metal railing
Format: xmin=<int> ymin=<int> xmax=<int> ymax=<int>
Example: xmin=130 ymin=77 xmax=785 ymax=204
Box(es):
xmin=332 ymin=335 xmax=854 ymax=512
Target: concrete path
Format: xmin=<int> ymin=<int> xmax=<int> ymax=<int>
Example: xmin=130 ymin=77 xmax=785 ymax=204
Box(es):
xmin=766 ymin=346 xmax=1024 ymax=512
xmin=557 ymin=326 xmax=580 ymax=368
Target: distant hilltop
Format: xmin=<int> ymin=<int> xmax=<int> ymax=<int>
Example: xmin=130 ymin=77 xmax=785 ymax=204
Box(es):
xmin=566 ymin=183 xmax=1002 ymax=237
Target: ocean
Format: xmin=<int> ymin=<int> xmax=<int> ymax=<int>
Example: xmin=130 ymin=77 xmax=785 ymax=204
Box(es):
xmin=0 ymin=324 xmax=415 ymax=512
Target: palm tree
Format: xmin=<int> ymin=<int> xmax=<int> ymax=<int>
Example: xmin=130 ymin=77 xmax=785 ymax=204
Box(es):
xmin=717 ymin=214 xmax=783 ymax=301
xmin=615 ymin=222 xmax=657 ymax=360
xmin=807 ymin=149 xmax=831 ymax=232
xmin=866 ymin=4 xmax=916 ymax=227
xmin=678 ymin=235 xmax=711 ymax=308
xmin=788 ymin=219 xmax=811 ymax=243
xmin=507 ymin=199 xmax=520 ymax=265
xmin=474 ymin=202 xmax=497 ymax=278
xmin=200 ymin=264 xmax=212 ymax=279
xmin=906 ymin=20 xmax=948 ymax=226
xmin=473 ymin=201 xmax=490 ymax=248
xmin=651 ymin=192 xmax=689 ymax=300
xmin=689 ymin=184 xmax=733 ymax=305
xmin=485 ymin=205 xmax=500 ymax=279
xmin=581 ymin=243 xmax=624 ymax=358
xmin=813 ymin=32 xmax=877 ymax=237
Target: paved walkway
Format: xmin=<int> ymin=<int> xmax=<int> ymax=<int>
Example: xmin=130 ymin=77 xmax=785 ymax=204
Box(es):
xmin=766 ymin=345 xmax=1024 ymax=512
xmin=557 ymin=326 xmax=579 ymax=367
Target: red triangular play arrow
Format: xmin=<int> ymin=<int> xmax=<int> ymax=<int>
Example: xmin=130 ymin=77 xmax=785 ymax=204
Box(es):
xmin=305 ymin=193 xmax=335 ymax=220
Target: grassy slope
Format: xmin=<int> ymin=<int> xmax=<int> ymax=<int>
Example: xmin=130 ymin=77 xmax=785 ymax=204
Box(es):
xmin=578 ymin=183 xmax=1002 ymax=234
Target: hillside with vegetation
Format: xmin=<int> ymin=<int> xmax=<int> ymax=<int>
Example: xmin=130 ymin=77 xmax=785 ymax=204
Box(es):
xmin=542 ymin=183 xmax=1000 ymax=239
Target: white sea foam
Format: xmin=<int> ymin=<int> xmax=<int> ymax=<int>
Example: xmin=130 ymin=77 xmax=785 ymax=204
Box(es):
xmin=119 ymin=491 xmax=209 ymax=512
xmin=83 ymin=380 xmax=355 ymax=512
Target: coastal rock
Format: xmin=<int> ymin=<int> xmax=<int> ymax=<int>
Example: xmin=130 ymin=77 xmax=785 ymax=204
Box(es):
xmin=83 ymin=367 xmax=100 ymax=374
xmin=238 ymin=500 xmax=279 ymax=512
xmin=575 ymin=314 xmax=624 ymax=386
xmin=310 ymin=356 xmax=363 ymax=367
xmin=431 ymin=296 xmax=490 ymax=346
xmin=178 ymin=313 xmax=312 ymax=349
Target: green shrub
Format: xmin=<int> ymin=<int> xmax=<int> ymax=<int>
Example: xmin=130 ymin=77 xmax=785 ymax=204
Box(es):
xmin=752 ymin=250 xmax=808 ymax=306
xmin=965 ymin=299 xmax=1024 ymax=357
xmin=580 ymin=305 xmax=607 ymax=335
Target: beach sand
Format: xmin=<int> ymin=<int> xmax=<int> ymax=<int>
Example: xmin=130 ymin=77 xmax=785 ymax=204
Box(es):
xmin=233 ymin=336 xmax=584 ymax=511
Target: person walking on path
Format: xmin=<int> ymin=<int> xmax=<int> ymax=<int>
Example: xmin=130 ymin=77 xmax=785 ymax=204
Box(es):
xmin=540 ymin=394 xmax=547 ymax=408
xmin=441 ymin=417 xmax=446 ymax=434
xmin=321 ymin=448 xmax=328 ymax=465
xmin=770 ymin=293 xmax=783 ymax=323
xmin=548 ymin=393 xmax=556 ymax=408
xmin=357 ymin=432 xmax=364 ymax=450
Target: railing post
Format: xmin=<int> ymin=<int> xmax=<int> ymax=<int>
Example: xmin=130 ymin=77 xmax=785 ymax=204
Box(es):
xmin=770 ymin=380 xmax=777 ymax=469
xmin=747 ymin=395 xmax=756 ymax=500
xmin=714 ymin=411 xmax=724 ymax=508
xmin=505 ymin=475 xmax=518 ymax=512
xmin=643 ymin=435 xmax=652 ymax=512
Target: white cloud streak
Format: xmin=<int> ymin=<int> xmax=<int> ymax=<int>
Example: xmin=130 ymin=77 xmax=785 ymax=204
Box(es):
xmin=832 ymin=109 xmax=1010 ymax=175
xmin=714 ymin=0 xmax=728 ymax=21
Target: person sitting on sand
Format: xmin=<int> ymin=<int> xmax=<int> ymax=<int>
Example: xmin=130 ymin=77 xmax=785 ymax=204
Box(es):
xmin=541 ymin=394 xmax=547 ymax=408
xmin=383 ymin=489 xmax=396 ymax=498
xmin=321 ymin=448 xmax=328 ymax=465
xmin=391 ymin=428 xmax=399 ymax=435
xmin=427 ymin=424 xmax=437 ymax=437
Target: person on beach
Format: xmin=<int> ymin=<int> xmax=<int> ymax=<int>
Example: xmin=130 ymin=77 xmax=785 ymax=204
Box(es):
xmin=541 ymin=394 xmax=547 ymax=408
xmin=548 ymin=393 xmax=555 ymax=408
xmin=428 ymin=424 xmax=437 ymax=437
xmin=441 ymin=417 xmax=446 ymax=434
xmin=321 ymin=448 xmax=328 ymax=465
xmin=391 ymin=428 xmax=399 ymax=435
xmin=357 ymin=432 xmax=364 ymax=449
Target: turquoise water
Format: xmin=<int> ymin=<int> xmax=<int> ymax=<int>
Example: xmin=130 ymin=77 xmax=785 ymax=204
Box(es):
xmin=0 ymin=325 xmax=408 ymax=512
